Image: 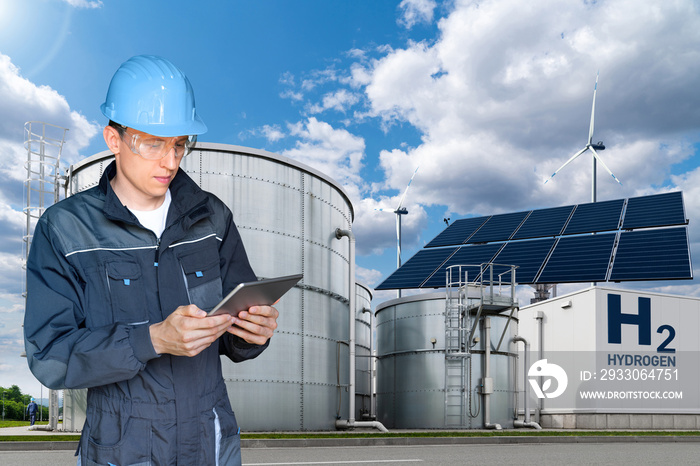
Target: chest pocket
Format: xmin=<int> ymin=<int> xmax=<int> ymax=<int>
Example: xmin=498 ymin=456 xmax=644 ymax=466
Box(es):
xmin=106 ymin=261 xmax=149 ymax=325
xmin=179 ymin=247 xmax=223 ymax=312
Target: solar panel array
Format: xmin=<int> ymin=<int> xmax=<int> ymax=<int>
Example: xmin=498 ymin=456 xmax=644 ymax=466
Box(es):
xmin=376 ymin=191 xmax=691 ymax=290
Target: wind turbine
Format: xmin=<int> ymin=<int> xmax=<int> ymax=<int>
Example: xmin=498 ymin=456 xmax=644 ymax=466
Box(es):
xmin=377 ymin=166 xmax=419 ymax=298
xmin=544 ymin=72 xmax=622 ymax=203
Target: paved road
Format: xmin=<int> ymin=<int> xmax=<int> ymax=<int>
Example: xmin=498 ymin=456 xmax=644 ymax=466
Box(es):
xmin=2 ymin=442 xmax=699 ymax=465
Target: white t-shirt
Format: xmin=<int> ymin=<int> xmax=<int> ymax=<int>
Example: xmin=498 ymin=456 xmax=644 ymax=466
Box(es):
xmin=130 ymin=190 xmax=172 ymax=238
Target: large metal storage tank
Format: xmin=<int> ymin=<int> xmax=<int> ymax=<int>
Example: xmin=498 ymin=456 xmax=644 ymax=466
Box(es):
xmin=375 ymin=292 xmax=517 ymax=429
xmin=64 ymin=142 xmax=366 ymax=431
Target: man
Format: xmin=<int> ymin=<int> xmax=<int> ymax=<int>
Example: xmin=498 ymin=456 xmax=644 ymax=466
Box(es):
xmin=24 ymin=55 xmax=278 ymax=465
xmin=26 ymin=398 xmax=38 ymax=426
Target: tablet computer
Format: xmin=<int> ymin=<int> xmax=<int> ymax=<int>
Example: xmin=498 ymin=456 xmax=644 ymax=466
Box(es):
xmin=207 ymin=273 xmax=303 ymax=317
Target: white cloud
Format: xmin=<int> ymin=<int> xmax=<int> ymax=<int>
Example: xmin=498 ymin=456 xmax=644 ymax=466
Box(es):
xmin=282 ymin=117 xmax=366 ymax=189
xmin=0 ymin=252 xmax=24 ymax=294
xmin=60 ymin=0 xmax=103 ymax=8
xmin=0 ymin=292 xmax=24 ymax=314
xmin=280 ymin=89 xmax=304 ymax=102
xmin=364 ymin=41 xmax=441 ymax=132
xmin=241 ymin=124 xmax=287 ymax=144
xmin=356 ymin=265 xmax=384 ymax=289
xmin=279 ymin=71 xmax=296 ymax=86
xmin=0 ymin=53 xmax=101 ymax=175
xmin=260 ymin=124 xmax=285 ymax=143
xmin=280 ymin=65 xmax=360 ymax=110
xmin=301 ymin=67 xmax=345 ymax=92
xmin=398 ymin=0 xmax=437 ymax=29
xmin=309 ymin=89 xmax=360 ymax=114
xmin=350 ymin=63 xmax=373 ymax=87
xmin=0 ymin=201 xmax=24 ymax=231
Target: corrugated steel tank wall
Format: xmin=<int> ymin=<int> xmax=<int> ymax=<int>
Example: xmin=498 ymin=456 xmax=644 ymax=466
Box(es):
xmin=66 ymin=143 xmax=364 ymax=431
xmin=375 ymin=293 xmax=517 ymax=429
xmin=355 ymin=283 xmax=373 ymax=419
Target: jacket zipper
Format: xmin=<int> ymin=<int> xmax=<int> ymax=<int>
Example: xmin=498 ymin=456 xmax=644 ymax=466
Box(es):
xmin=154 ymin=236 xmax=161 ymax=268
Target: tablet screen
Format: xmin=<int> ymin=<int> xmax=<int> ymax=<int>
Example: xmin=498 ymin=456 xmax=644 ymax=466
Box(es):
xmin=207 ymin=273 xmax=303 ymax=317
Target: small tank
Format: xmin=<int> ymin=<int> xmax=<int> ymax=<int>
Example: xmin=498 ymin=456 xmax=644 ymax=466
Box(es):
xmin=375 ymin=290 xmax=518 ymax=429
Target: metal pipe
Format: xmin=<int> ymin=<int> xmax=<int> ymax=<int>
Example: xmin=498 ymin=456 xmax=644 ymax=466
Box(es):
xmin=362 ymin=308 xmax=376 ymax=419
xmin=482 ymin=318 xmax=501 ymax=430
xmin=535 ymin=311 xmax=545 ymax=423
xmin=512 ymin=335 xmax=542 ymax=429
xmin=334 ymin=419 xmax=388 ymax=432
xmin=334 ymin=228 xmax=388 ymax=433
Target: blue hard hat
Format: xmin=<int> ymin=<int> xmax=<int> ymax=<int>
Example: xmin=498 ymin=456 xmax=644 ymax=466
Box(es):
xmin=100 ymin=55 xmax=207 ymax=137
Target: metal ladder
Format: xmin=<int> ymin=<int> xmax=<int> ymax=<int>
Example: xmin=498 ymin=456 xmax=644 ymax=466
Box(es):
xmin=443 ymin=263 xmax=518 ymax=427
xmin=443 ymin=266 xmax=474 ymax=427
xmin=23 ymin=121 xmax=68 ymax=432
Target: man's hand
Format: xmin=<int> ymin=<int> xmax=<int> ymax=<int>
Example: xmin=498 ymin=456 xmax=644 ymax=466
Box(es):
xmin=228 ymin=305 xmax=279 ymax=345
xmin=149 ymin=305 xmax=234 ymax=357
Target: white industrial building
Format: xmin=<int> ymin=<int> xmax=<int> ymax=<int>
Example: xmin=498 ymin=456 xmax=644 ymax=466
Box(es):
xmin=518 ymin=286 xmax=700 ymax=429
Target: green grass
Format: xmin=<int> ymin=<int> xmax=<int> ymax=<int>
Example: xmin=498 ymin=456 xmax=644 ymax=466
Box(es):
xmin=0 ymin=420 xmax=48 ymax=428
xmin=0 ymin=435 xmax=81 ymax=442
xmin=239 ymin=430 xmax=700 ymax=440
xmin=1 ymin=426 xmax=699 ymax=443
xmin=0 ymin=420 xmax=79 ymax=442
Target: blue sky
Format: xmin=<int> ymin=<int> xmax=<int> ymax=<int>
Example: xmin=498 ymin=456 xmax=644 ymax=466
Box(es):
xmin=1 ymin=0 xmax=699 ymax=395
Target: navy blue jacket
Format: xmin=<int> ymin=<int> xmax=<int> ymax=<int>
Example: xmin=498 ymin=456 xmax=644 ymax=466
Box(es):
xmin=26 ymin=401 xmax=38 ymax=416
xmin=24 ymin=161 xmax=268 ymax=465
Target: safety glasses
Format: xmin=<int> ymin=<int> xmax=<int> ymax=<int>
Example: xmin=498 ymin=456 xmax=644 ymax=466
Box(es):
xmin=121 ymin=128 xmax=197 ymax=160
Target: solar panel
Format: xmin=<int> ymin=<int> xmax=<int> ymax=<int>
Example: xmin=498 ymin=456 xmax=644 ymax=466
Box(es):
xmin=512 ymin=205 xmax=575 ymax=240
xmin=490 ymin=238 xmax=556 ymax=284
xmin=421 ymin=243 xmax=503 ymax=288
xmin=375 ymin=247 xmax=458 ymax=290
xmin=622 ymin=191 xmax=686 ymax=230
xmin=426 ymin=216 xmax=490 ymax=248
xmin=376 ymin=192 xmax=691 ymax=290
xmin=467 ymin=211 xmax=530 ymax=244
xmin=563 ymin=199 xmax=624 ymax=235
xmin=537 ymin=233 xmax=616 ymax=283
xmin=610 ymin=227 xmax=692 ymax=281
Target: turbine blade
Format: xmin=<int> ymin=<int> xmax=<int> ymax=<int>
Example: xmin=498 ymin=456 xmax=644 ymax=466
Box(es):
xmin=543 ymin=147 xmax=587 ymax=184
xmin=588 ymin=71 xmax=599 ymax=145
xmin=396 ymin=166 xmax=420 ymax=210
xmin=590 ymin=147 xmax=622 ymax=185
